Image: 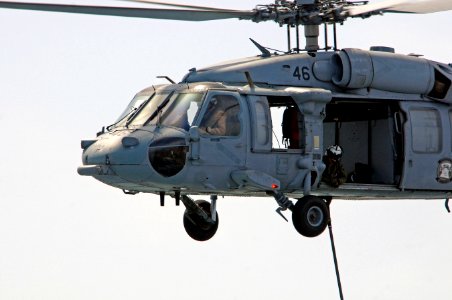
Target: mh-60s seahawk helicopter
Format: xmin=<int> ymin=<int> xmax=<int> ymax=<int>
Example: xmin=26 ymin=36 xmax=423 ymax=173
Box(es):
xmin=2 ymin=0 xmax=452 ymax=241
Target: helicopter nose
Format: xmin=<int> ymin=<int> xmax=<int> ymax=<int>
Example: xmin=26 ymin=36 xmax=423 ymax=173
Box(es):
xmin=77 ymin=130 xmax=159 ymax=192
xmin=78 ymin=127 xmax=190 ymax=192
xmin=80 ymin=131 xmax=153 ymax=167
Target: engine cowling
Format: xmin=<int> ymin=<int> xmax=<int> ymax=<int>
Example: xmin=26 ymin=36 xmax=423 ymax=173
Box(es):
xmin=330 ymin=48 xmax=435 ymax=94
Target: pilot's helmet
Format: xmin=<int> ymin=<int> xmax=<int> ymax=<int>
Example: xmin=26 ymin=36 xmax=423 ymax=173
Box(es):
xmin=326 ymin=145 xmax=343 ymax=159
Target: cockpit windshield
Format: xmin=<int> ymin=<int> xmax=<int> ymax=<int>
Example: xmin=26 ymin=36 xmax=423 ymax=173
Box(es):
xmin=111 ymin=91 xmax=205 ymax=130
xmin=107 ymin=94 xmax=151 ymax=130
xmin=127 ymin=92 xmax=171 ymax=127
xmin=115 ymin=95 xmax=150 ymax=124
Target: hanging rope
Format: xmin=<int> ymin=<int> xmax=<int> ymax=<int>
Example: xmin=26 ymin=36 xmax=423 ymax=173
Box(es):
xmin=326 ymin=199 xmax=345 ymax=300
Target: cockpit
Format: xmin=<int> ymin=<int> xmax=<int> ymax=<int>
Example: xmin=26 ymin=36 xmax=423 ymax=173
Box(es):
xmin=100 ymin=83 xmax=244 ymax=179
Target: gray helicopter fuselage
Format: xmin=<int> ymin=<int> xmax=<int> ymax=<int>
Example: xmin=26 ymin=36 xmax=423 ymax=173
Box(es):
xmin=78 ymin=48 xmax=452 ymax=200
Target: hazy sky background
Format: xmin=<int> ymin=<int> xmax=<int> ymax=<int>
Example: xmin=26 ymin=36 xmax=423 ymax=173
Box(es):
xmin=0 ymin=0 xmax=451 ymax=299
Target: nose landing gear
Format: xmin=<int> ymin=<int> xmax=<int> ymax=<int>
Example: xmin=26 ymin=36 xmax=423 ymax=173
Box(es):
xmin=181 ymin=195 xmax=219 ymax=241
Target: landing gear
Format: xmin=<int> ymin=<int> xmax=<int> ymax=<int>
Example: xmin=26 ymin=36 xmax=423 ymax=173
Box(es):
xmin=292 ymin=196 xmax=329 ymax=237
xmin=271 ymin=193 xmax=343 ymax=297
xmin=181 ymin=196 xmax=219 ymax=241
xmin=270 ymin=192 xmax=329 ymax=238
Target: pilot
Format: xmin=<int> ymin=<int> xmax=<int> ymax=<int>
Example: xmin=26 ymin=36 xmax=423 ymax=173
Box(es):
xmin=322 ymin=145 xmax=347 ymax=188
xmin=199 ymin=96 xmax=240 ymax=136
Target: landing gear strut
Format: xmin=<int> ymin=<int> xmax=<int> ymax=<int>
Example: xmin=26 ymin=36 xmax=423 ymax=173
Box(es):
xmin=181 ymin=195 xmax=219 ymax=241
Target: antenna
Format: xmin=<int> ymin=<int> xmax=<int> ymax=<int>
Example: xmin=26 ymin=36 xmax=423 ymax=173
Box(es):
xmin=249 ymin=38 xmax=271 ymax=57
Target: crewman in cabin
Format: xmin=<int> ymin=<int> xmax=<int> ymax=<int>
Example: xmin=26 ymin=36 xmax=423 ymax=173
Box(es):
xmin=322 ymin=145 xmax=347 ymax=188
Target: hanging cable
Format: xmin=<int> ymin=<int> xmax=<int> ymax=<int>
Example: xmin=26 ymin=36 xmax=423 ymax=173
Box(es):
xmin=326 ymin=199 xmax=345 ymax=300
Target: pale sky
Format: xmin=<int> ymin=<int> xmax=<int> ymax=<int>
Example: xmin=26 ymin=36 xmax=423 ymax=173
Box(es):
xmin=0 ymin=1 xmax=451 ymax=299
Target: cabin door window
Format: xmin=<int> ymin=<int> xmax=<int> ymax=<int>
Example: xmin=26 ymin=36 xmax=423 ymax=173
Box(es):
xmin=248 ymin=95 xmax=272 ymax=152
xmin=267 ymin=96 xmax=305 ymax=151
xmin=400 ymin=103 xmax=447 ymax=190
xmin=410 ymin=109 xmax=442 ymax=153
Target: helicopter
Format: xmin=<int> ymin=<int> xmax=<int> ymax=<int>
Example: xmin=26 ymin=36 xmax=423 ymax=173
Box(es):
xmin=1 ymin=0 xmax=451 ymax=241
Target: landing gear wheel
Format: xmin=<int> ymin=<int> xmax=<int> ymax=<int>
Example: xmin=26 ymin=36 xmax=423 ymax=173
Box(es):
xmin=183 ymin=200 xmax=219 ymax=241
xmin=292 ymin=196 xmax=329 ymax=238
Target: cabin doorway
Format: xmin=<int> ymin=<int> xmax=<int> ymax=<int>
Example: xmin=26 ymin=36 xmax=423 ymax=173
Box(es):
xmin=323 ymin=100 xmax=403 ymax=186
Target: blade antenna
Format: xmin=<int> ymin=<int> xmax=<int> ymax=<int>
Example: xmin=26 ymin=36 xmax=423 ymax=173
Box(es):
xmin=249 ymin=38 xmax=271 ymax=57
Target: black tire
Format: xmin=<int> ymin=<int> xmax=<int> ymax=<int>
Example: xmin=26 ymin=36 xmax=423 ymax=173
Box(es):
xmin=183 ymin=200 xmax=219 ymax=241
xmin=292 ymin=196 xmax=329 ymax=238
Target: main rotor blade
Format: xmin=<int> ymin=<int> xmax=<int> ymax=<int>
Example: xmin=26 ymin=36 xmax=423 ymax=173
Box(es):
xmin=0 ymin=1 xmax=255 ymax=21
xmin=118 ymin=0 xmax=238 ymax=12
xmin=347 ymin=0 xmax=452 ymax=16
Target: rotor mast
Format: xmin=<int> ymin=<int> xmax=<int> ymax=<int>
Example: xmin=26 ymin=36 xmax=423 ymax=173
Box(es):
xmin=304 ymin=24 xmax=320 ymax=52
xmin=286 ymin=0 xmax=330 ymax=52
xmin=297 ymin=0 xmax=319 ymax=52
xmin=279 ymin=0 xmax=342 ymax=53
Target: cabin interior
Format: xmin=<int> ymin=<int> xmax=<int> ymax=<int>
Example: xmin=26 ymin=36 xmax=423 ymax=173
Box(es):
xmin=323 ymin=100 xmax=404 ymax=186
xmin=264 ymin=96 xmax=404 ymax=187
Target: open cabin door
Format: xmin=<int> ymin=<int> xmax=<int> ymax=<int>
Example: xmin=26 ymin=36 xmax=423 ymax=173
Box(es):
xmin=323 ymin=100 xmax=404 ymax=187
xmin=399 ymin=102 xmax=452 ymax=190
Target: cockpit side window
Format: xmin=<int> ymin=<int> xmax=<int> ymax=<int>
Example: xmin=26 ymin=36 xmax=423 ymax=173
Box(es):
xmin=159 ymin=93 xmax=204 ymax=130
xmin=198 ymin=95 xmax=241 ymax=136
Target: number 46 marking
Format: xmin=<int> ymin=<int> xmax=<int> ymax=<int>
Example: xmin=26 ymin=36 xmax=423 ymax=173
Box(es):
xmin=293 ymin=66 xmax=310 ymax=80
